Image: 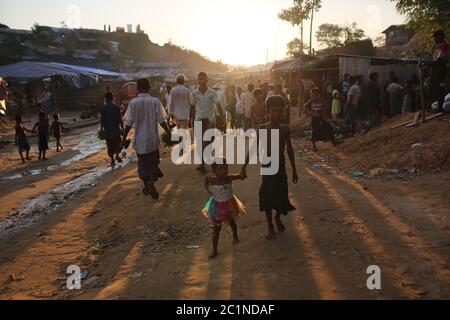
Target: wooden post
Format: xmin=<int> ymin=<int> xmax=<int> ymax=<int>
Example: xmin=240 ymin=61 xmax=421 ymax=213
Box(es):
xmin=289 ymin=70 xmax=292 ymax=117
xmin=418 ymin=59 xmax=426 ymax=123
xmin=299 ymin=75 xmax=304 ymax=118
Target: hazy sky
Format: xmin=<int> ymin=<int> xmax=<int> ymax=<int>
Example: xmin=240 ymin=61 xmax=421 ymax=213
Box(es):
xmin=0 ymin=0 xmax=405 ymax=65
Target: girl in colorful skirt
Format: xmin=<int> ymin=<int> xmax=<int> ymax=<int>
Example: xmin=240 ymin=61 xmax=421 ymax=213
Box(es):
xmin=202 ymin=158 xmax=246 ymax=259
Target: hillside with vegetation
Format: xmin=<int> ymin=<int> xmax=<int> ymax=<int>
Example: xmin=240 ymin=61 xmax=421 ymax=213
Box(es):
xmin=0 ymin=24 xmax=227 ymax=73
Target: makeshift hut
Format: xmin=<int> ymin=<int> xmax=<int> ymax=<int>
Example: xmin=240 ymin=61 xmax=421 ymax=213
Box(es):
xmin=271 ymin=54 xmax=319 ymax=107
xmin=299 ymin=54 xmax=422 ymax=87
xmin=0 ymin=61 xmax=125 ymax=115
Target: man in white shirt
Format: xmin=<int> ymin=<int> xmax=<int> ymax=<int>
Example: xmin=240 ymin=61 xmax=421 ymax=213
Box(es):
xmin=122 ymin=78 xmax=172 ymax=200
xmin=169 ymin=75 xmax=192 ymax=130
xmin=190 ymin=72 xmax=222 ymax=173
xmin=241 ymin=83 xmax=256 ymax=131
xmin=345 ymin=76 xmax=361 ymax=137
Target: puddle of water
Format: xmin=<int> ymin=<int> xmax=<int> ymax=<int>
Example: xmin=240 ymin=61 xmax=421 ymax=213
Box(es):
xmin=0 ymin=130 xmax=106 ymax=182
xmin=0 ymin=152 xmax=137 ymax=239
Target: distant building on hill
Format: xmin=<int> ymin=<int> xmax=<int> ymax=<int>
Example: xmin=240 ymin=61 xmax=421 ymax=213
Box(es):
xmin=382 ymin=25 xmax=415 ymax=47
xmin=376 ymin=25 xmax=421 ymax=58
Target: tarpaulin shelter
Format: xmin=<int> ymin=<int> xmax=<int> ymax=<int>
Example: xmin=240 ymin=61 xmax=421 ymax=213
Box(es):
xmin=0 ymin=61 xmax=123 ymax=89
xmin=0 ymin=62 xmax=126 ymax=115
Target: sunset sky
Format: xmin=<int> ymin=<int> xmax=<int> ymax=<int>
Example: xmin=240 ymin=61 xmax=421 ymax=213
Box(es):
xmin=0 ymin=0 xmax=405 ymax=65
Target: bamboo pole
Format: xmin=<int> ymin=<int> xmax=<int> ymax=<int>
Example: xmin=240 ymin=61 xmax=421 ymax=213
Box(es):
xmin=405 ymin=112 xmax=443 ymax=128
xmin=390 ymin=111 xmax=421 ymax=129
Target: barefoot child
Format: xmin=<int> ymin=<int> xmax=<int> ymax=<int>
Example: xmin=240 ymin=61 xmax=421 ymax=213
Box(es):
xmin=51 ymin=113 xmax=64 ymax=152
xmin=242 ymin=96 xmax=299 ymax=240
xmin=33 ymin=112 xmax=50 ymax=160
xmin=202 ymin=158 xmax=246 ymax=259
xmin=15 ymin=115 xmax=32 ymax=163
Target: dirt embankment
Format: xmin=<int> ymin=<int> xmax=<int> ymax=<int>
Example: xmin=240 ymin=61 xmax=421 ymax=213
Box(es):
xmin=296 ymin=113 xmax=450 ymax=175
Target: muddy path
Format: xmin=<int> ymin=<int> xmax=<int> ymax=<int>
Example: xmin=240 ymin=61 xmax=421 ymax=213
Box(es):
xmin=0 ymin=136 xmax=448 ymax=300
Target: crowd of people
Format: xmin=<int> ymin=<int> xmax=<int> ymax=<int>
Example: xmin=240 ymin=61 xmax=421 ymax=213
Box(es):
xmin=6 ymin=28 xmax=449 ymax=261
xmin=97 ymin=74 xmax=299 ymax=257
xmin=157 ymin=76 xmax=292 ymax=134
xmin=314 ymin=29 xmax=449 ymax=138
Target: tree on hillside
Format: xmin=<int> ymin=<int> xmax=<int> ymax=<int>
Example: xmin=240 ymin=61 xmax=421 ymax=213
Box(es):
xmin=286 ymin=38 xmax=310 ymax=56
xmin=31 ymin=23 xmax=56 ymax=46
xmin=61 ymin=32 xmax=77 ymax=59
xmin=373 ymin=35 xmax=386 ymax=47
xmin=391 ymin=0 xmax=450 ymax=52
xmin=316 ymin=22 xmax=366 ymax=49
xmin=343 ymin=22 xmax=366 ymax=46
xmin=316 ymin=24 xmax=344 ymax=48
xmin=278 ymin=0 xmax=310 ymax=54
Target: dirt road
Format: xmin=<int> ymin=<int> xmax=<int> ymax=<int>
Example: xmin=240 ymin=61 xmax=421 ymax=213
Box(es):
xmin=0 ymin=131 xmax=449 ymax=300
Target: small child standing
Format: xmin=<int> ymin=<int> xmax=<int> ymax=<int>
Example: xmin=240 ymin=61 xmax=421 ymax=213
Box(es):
xmin=33 ymin=112 xmax=50 ymax=160
xmin=331 ymin=87 xmax=341 ymax=125
xmin=202 ymin=159 xmax=246 ymax=259
xmin=51 ymin=113 xmax=64 ymax=152
xmin=15 ymin=115 xmax=32 ymax=163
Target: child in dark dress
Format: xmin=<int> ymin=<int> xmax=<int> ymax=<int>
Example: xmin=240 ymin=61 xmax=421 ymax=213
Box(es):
xmin=51 ymin=113 xmax=64 ymax=152
xmin=33 ymin=112 xmax=50 ymax=160
xmin=15 ymin=115 xmax=32 ymax=163
xmin=242 ymin=95 xmax=299 ymax=240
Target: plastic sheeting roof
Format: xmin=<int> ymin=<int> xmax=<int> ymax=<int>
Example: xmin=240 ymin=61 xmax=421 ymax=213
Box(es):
xmin=49 ymin=62 xmax=122 ymax=77
xmin=0 ymin=61 xmax=123 ymax=88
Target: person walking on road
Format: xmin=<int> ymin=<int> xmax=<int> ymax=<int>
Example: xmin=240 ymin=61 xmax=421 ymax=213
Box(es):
xmin=122 ymin=78 xmax=172 ymax=200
